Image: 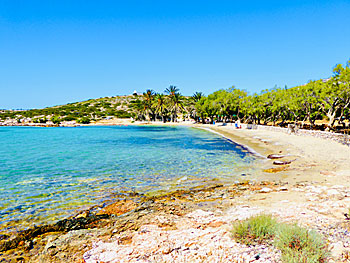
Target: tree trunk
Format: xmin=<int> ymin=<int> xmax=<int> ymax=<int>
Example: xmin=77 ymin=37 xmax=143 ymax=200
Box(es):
xmin=327 ymin=108 xmax=338 ymax=130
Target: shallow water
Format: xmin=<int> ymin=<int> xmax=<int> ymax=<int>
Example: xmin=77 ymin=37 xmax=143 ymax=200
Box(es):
xmin=0 ymin=125 xmax=257 ymax=231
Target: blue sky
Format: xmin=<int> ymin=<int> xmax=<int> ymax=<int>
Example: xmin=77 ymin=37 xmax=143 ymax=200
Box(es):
xmin=1 ymin=0 xmax=350 ymax=109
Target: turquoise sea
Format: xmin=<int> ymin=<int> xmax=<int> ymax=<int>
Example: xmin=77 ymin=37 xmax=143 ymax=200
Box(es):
xmin=0 ymin=125 xmax=257 ymax=232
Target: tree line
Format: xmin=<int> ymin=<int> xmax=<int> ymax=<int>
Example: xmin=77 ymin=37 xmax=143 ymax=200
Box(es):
xmin=130 ymin=86 xmax=199 ymax=122
xmin=133 ymin=60 xmax=349 ymax=131
xmin=193 ymin=60 xmax=350 ymax=131
xmin=1 ymin=60 xmax=349 ymax=130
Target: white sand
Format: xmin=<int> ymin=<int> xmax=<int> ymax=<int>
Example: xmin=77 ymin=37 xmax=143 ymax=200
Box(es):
xmin=212 ymin=125 xmax=350 ymax=187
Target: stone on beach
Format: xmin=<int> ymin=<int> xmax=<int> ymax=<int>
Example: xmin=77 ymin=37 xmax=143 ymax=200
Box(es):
xmin=96 ymin=200 xmax=137 ymax=216
xmin=267 ymin=154 xmax=285 ymax=159
xmin=259 ymin=187 xmax=273 ymax=193
xmin=272 ymin=160 xmax=292 ymax=165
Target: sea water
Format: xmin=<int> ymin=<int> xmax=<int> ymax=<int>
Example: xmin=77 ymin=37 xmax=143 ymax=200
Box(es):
xmin=0 ymin=125 xmax=257 ymax=231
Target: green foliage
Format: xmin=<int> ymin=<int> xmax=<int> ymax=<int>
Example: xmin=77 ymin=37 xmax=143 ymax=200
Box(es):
xmin=232 ymin=214 xmax=277 ymax=245
xmin=192 ymin=92 xmax=204 ymax=102
xmin=114 ymin=110 xmax=132 ymax=118
xmin=50 ymin=116 xmax=60 ymax=124
xmin=33 ymin=117 xmax=47 ymax=123
xmin=233 ymin=215 xmax=328 ymax=263
xmin=62 ymin=115 xmax=76 ymax=121
xmin=275 ymin=224 xmax=328 ymax=263
xmin=77 ymin=117 xmax=91 ymax=124
xmin=193 ymin=60 xmax=350 ymax=129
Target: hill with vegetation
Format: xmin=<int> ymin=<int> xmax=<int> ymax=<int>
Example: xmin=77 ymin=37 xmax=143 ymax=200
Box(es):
xmin=0 ymin=87 xmax=197 ymax=125
xmin=0 ymin=95 xmax=137 ymax=125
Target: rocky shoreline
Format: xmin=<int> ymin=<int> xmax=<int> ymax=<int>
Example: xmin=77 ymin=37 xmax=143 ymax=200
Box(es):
xmin=1 ymin=179 xmax=349 ymax=262
xmin=0 ymin=182 xmax=281 ymax=262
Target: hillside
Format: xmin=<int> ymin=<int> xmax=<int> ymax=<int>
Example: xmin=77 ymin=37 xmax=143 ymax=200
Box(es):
xmin=0 ymin=95 xmax=138 ymax=126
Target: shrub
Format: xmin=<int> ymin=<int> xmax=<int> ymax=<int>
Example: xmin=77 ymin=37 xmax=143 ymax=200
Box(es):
xmin=62 ymin=115 xmax=76 ymax=121
xmin=77 ymin=117 xmax=90 ymax=124
xmin=232 ymin=214 xmax=277 ymax=245
xmin=233 ymin=215 xmax=328 ymax=262
xmin=33 ymin=118 xmax=47 ymax=123
xmin=50 ymin=116 xmax=60 ymax=124
xmin=275 ymin=224 xmax=328 ymax=263
xmin=39 ymin=117 xmax=47 ymax=123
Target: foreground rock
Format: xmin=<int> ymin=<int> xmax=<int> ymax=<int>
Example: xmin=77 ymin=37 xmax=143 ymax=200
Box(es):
xmin=0 ymin=182 xmax=281 ymax=262
xmin=84 ymin=210 xmax=281 ymax=263
xmin=83 ymin=183 xmax=350 ymax=263
xmin=1 ymin=181 xmax=350 ymax=262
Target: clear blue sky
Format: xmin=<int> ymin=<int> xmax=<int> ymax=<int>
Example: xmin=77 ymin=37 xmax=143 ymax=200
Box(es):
xmin=1 ymin=0 xmax=350 ymax=109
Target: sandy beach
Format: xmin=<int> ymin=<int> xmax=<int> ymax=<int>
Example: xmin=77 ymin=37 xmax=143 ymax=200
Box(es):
xmin=212 ymin=125 xmax=350 ymax=185
xmin=2 ymin=122 xmax=350 ymax=262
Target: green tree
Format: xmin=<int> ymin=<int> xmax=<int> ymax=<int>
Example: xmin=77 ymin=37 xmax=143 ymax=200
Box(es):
xmin=154 ymin=93 xmax=168 ymax=122
xmin=165 ymin=86 xmax=183 ymax=122
xmin=142 ymin=89 xmax=156 ymax=121
xmin=78 ymin=117 xmax=90 ymax=124
xmin=50 ymin=116 xmax=60 ymax=125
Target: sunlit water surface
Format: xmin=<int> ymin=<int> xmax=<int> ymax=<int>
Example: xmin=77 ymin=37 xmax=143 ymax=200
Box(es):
xmin=0 ymin=126 xmax=258 ymax=232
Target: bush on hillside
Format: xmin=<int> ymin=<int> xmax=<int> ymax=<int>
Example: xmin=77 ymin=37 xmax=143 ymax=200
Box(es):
xmin=77 ymin=117 xmax=90 ymax=124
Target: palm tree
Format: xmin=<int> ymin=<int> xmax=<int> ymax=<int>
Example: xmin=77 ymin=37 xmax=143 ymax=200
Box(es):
xmin=165 ymin=85 xmax=179 ymax=96
xmin=168 ymin=93 xmax=184 ymax=122
xmin=154 ymin=93 xmax=168 ymax=122
xmin=165 ymin=85 xmax=182 ymax=122
xmin=190 ymin=92 xmax=205 ymax=122
xmin=142 ymin=89 xmax=155 ymax=121
xmin=192 ymin=92 xmax=204 ymax=102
